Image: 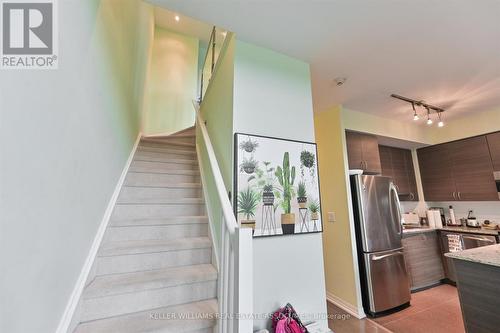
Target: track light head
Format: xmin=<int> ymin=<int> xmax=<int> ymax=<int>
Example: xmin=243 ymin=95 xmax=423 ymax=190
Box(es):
xmin=412 ymin=103 xmax=419 ymax=120
xmin=426 ymin=107 xmax=433 ymax=125
xmin=438 ymin=112 xmax=444 ymax=127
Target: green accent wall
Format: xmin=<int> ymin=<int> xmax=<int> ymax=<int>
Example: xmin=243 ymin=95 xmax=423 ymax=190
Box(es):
xmin=232 ymin=40 xmax=329 ymax=331
xmin=0 ymin=1 xmax=154 ymax=332
xmin=143 ymin=27 xmax=199 ymax=135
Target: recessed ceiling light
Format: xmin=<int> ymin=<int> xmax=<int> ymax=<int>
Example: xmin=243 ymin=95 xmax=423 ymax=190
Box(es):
xmin=175 ymin=15 xmax=180 ymax=22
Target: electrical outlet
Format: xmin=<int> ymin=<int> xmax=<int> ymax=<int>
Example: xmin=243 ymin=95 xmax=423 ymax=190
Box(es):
xmin=328 ymin=212 xmax=336 ymax=222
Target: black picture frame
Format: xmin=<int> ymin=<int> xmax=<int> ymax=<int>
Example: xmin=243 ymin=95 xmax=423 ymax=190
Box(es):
xmin=233 ymin=132 xmax=324 ymax=238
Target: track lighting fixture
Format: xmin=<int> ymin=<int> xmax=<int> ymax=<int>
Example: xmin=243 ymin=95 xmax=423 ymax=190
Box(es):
xmin=390 ymin=94 xmax=446 ymax=128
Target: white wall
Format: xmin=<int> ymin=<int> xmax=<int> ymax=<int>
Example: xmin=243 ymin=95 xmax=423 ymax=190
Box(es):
xmin=0 ymin=1 xmax=154 ymax=332
xmin=143 ymin=27 xmax=198 ymax=135
xmin=233 ymin=40 xmax=328 ymax=330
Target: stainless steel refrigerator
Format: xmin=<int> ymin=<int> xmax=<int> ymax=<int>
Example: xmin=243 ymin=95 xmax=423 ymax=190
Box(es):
xmin=350 ymin=174 xmax=411 ymax=316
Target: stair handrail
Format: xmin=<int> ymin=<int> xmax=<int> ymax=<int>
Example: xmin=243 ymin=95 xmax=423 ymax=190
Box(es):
xmin=193 ymin=101 xmax=253 ymax=333
xmin=193 ymin=101 xmax=237 ymax=235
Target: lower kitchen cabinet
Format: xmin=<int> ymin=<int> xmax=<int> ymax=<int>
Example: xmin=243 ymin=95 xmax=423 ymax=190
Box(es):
xmin=402 ymin=231 xmax=444 ymax=291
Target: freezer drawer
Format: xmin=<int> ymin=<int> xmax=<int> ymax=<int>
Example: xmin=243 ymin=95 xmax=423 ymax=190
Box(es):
xmin=363 ymin=248 xmax=411 ymax=314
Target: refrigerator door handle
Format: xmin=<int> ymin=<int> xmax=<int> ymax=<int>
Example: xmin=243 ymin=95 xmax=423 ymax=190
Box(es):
xmin=389 ymin=182 xmax=403 ymax=236
xmin=372 ymin=250 xmax=405 ymax=261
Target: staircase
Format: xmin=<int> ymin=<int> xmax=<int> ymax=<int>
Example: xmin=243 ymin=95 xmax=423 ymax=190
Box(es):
xmin=73 ymin=128 xmax=218 ymax=333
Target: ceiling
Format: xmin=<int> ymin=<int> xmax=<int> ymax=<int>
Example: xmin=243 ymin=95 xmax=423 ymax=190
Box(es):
xmin=147 ymin=0 xmax=500 ymax=122
xmin=154 ymin=6 xmax=213 ymax=46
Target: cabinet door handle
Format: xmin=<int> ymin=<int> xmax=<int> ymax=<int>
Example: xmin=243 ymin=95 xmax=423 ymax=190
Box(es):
xmin=410 ymin=193 xmax=415 ymax=200
xmin=458 ymin=192 xmax=462 ymax=200
xmin=452 ymin=192 xmax=456 ymax=200
xmin=365 ymin=161 xmax=369 ymax=170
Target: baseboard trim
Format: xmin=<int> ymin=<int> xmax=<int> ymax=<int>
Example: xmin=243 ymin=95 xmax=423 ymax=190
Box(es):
xmin=55 ymin=132 xmax=142 ymax=333
xmin=326 ymin=292 xmax=366 ymax=319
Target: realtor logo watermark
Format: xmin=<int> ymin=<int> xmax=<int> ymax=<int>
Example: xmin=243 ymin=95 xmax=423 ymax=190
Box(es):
xmin=1 ymin=0 xmax=58 ymax=69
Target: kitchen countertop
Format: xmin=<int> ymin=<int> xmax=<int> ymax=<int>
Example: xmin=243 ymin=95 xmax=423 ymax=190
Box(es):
xmin=402 ymin=227 xmax=436 ymax=235
xmin=445 ymin=244 xmax=500 ymax=268
xmin=440 ymin=225 xmax=499 ymax=236
xmin=402 ymin=225 xmax=499 ymax=236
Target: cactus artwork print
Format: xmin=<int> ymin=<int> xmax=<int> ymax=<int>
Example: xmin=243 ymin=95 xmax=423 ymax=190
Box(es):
xmin=234 ymin=133 xmax=322 ymax=238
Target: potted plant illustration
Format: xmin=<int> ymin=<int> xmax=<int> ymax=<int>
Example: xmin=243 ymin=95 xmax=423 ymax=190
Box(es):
xmin=300 ymin=150 xmax=316 ymax=181
xmin=248 ymin=161 xmax=276 ymax=204
xmin=297 ymin=181 xmax=308 ymax=208
xmin=275 ymin=152 xmax=296 ymax=234
xmin=240 ymin=156 xmax=258 ymax=174
xmin=262 ymin=184 xmax=275 ymax=205
xmin=309 ymin=199 xmax=320 ymax=221
xmin=238 ymin=187 xmax=259 ymax=230
xmin=239 ymin=137 xmax=259 ymax=153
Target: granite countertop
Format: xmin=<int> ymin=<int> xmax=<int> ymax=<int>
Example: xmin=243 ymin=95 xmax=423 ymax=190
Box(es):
xmin=445 ymin=244 xmax=500 ymax=267
xmin=440 ymin=225 xmax=499 ymax=236
xmin=402 ymin=227 xmax=436 ymax=235
xmin=402 ymin=225 xmax=499 ymax=237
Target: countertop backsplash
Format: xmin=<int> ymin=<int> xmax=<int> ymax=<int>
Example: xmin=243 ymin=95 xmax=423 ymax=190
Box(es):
xmin=401 ymin=201 xmax=500 ymax=224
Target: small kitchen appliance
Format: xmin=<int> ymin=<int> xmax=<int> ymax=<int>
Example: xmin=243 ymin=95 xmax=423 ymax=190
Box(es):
xmin=429 ymin=207 xmax=446 ymax=225
xmin=466 ymin=210 xmax=480 ymax=228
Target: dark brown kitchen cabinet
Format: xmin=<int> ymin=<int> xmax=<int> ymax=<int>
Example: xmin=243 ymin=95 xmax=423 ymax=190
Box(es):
xmin=449 ymin=136 xmax=498 ymax=201
xmin=418 ymin=143 xmax=456 ymax=201
xmin=379 ymin=146 xmax=393 ymax=178
xmin=346 ymin=131 xmax=381 ymax=174
xmin=486 ymin=132 xmax=500 ymax=170
xmin=402 ymin=231 xmax=444 ymax=291
xmin=379 ymin=145 xmax=419 ymax=201
xmin=418 ymin=136 xmax=498 ymax=201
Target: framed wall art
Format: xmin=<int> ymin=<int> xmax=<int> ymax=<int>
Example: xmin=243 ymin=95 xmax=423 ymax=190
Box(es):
xmin=234 ymin=133 xmax=323 ymax=238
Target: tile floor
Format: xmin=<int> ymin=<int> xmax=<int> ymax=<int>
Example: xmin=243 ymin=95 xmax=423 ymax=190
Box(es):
xmin=328 ymin=284 xmax=465 ymax=333
xmin=327 ymin=302 xmax=390 ymax=333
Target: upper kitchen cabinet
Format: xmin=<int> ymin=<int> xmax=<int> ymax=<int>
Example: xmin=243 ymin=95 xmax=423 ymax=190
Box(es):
xmin=379 ymin=145 xmax=419 ymax=201
xmin=486 ymin=132 xmax=500 ymax=171
xmin=346 ymin=131 xmax=382 ymax=174
xmin=418 ymin=136 xmax=498 ymax=201
xmin=418 ymin=143 xmax=456 ymax=201
xmin=449 ymin=136 xmax=498 ymax=201
xmin=379 ymin=145 xmax=394 ymax=178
